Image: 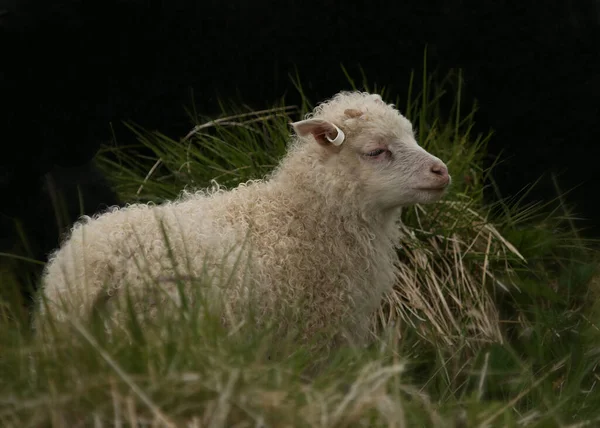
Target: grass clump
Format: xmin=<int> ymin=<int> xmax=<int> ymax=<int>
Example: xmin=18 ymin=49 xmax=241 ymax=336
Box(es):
xmin=1 ymin=67 xmax=599 ymax=426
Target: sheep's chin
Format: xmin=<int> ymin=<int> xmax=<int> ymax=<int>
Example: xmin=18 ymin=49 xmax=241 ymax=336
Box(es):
xmin=411 ymin=187 xmax=448 ymax=204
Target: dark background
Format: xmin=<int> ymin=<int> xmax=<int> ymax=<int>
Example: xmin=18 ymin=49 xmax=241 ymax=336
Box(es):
xmin=1 ymin=0 xmax=599 ymax=301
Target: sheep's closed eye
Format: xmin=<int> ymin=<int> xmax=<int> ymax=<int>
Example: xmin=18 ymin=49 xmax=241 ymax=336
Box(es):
xmin=364 ymin=148 xmax=390 ymax=159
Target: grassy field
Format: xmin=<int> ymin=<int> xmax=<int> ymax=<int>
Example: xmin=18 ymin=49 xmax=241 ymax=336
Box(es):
xmin=1 ymin=68 xmax=599 ymax=427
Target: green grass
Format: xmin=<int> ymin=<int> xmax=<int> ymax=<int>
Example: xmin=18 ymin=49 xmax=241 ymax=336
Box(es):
xmin=1 ymin=67 xmax=600 ymax=427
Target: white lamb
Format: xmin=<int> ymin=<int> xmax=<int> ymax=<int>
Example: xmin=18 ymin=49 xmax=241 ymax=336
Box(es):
xmin=36 ymin=91 xmax=451 ymax=347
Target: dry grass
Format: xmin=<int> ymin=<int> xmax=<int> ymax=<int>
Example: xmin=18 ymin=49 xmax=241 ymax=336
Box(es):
xmin=379 ymin=200 xmax=526 ymax=349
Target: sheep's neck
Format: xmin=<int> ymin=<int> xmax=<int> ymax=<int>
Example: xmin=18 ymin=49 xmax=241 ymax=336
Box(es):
xmin=269 ymin=152 xmax=398 ymax=242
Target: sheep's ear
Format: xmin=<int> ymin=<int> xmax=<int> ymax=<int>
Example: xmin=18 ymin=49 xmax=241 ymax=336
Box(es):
xmin=291 ymin=119 xmax=345 ymax=146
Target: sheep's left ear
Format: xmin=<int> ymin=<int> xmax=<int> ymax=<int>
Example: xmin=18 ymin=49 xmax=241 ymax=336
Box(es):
xmin=291 ymin=119 xmax=345 ymax=146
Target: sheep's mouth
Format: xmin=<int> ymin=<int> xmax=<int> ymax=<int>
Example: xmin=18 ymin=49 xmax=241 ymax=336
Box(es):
xmin=415 ymin=186 xmax=448 ymax=191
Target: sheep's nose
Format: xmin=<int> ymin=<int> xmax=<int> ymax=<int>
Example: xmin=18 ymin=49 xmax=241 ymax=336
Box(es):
xmin=431 ymin=162 xmax=450 ymax=185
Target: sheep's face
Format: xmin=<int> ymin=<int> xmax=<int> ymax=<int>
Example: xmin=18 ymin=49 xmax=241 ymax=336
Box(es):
xmin=292 ymin=92 xmax=451 ymax=211
xmin=347 ymin=119 xmax=450 ymax=210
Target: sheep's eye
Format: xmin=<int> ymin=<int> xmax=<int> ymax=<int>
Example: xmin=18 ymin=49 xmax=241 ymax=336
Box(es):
xmin=365 ymin=148 xmax=386 ymax=157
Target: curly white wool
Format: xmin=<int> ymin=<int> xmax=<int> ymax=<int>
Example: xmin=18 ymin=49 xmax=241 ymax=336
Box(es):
xmin=36 ymin=91 xmax=451 ymax=347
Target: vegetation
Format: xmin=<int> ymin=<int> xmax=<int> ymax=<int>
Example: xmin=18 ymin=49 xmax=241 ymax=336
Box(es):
xmin=1 ymin=67 xmax=599 ymax=427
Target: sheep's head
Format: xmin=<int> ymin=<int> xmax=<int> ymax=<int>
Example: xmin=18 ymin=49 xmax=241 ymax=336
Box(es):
xmin=291 ymin=91 xmax=451 ymax=211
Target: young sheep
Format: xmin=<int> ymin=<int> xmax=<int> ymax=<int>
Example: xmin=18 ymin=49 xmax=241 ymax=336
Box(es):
xmin=36 ymin=91 xmax=451 ymax=347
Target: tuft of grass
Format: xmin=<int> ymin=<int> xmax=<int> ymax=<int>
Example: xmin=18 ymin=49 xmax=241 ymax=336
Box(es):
xmin=1 ymin=65 xmax=599 ymax=426
xmin=98 ymin=103 xmax=296 ymax=203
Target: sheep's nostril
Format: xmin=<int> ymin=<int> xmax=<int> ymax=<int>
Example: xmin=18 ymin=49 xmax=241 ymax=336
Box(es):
xmin=431 ymin=163 xmax=449 ymax=184
xmin=431 ymin=163 xmax=447 ymax=176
